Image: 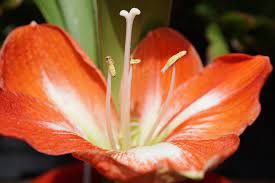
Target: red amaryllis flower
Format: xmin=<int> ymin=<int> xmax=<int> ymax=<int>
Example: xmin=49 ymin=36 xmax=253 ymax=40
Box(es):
xmin=32 ymin=163 xmax=102 ymax=183
xmin=0 ymin=9 xmax=271 ymax=183
xmin=32 ymin=163 xmax=231 ymax=183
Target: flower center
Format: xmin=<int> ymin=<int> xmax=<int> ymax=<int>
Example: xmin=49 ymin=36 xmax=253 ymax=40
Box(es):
xmin=104 ymin=8 xmax=187 ymax=150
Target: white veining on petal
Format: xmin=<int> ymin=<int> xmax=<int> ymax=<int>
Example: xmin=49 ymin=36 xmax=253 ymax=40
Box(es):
xmin=138 ymin=92 xmax=162 ymax=144
xmin=43 ymin=122 xmax=71 ymax=131
xmin=162 ymin=91 xmax=224 ymax=137
xmin=170 ymin=123 xmax=214 ymax=140
xmin=129 ymin=142 xmax=182 ymax=164
xmin=41 ymin=71 xmax=109 ymax=148
xmin=183 ymin=122 xmax=213 ymax=134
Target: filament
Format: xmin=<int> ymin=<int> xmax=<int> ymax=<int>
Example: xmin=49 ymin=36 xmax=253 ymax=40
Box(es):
xmin=106 ymin=72 xmax=118 ymax=150
xmin=143 ymin=65 xmax=176 ymax=145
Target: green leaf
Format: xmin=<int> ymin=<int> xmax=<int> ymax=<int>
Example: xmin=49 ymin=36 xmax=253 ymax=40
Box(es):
xmin=57 ymin=0 xmax=101 ymax=68
xmin=35 ymin=0 xmax=101 ymax=68
xmin=206 ymin=23 xmax=229 ymax=63
xmin=98 ymin=0 xmax=173 ymax=104
xmin=220 ymin=12 xmax=257 ymax=36
xmin=34 ymin=0 xmax=66 ymax=29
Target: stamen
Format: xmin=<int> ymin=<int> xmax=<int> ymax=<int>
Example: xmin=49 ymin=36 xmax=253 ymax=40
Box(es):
xmin=143 ymin=51 xmax=187 ymax=145
xmin=105 ymin=56 xmax=118 ymax=150
xmin=119 ymin=8 xmax=140 ymax=149
xmin=143 ymin=65 xmax=176 ymax=145
xmin=130 ymin=58 xmax=141 ymax=64
xmin=161 ymin=50 xmax=186 ymax=73
xmin=106 ymin=56 xmax=116 ymax=77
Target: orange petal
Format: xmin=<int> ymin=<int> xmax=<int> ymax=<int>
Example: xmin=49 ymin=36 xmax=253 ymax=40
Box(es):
xmin=0 ymin=92 xmax=235 ymax=183
xmin=0 ymin=91 xmax=96 ymax=155
xmin=155 ymin=54 xmax=272 ymax=141
xmin=130 ymin=27 xmax=202 ymax=143
xmin=74 ymin=135 xmax=239 ymax=182
xmin=32 ymin=163 xmax=102 ymax=183
xmin=0 ymin=24 xmax=118 ymax=148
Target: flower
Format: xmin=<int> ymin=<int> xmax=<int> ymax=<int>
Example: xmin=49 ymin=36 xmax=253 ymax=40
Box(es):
xmin=32 ymin=163 xmax=102 ymax=183
xmin=0 ymin=16 xmax=271 ymax=183
xmin=32 ymin=163 xmax=231 ymax=183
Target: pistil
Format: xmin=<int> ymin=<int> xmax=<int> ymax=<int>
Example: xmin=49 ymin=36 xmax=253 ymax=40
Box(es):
xmin=119 ymin=8 xmax=140 ymax=149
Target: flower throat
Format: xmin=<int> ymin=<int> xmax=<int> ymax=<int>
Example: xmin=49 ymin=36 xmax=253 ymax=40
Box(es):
xmin=105 ymin=8 xmax=186 ymax=151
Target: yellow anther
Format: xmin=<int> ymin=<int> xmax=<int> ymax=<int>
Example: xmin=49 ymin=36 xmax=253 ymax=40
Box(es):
xmin=130 ymin=58 xmax=141 ymax=64
xmin=105 ymin=56 xmax=116 ymax=77
xmin=161 ymin=50 xmax=187 ymax=73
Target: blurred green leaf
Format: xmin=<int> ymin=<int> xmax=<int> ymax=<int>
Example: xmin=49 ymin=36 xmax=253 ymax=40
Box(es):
xmin=220 ymin=12 xmax=257 ymax=36
xmin=220 ymin=12 xmax=275 ymax=58
xmin=2 ymin=0 xmax=23 ymax=9
xmin=58 ymin=0 xmax=101 ymax=68
xmin=98 ymin=0 xmax=173 ymax=104
xmin=206 ymin=23 xmax=229 ymax=62
xmin=35 ymin=0 xmax=101 ymax=68
xmin=195 ymin=2 xmax=216 ymax=21
xmin=34 ymin=0 xmax=65 ymax=28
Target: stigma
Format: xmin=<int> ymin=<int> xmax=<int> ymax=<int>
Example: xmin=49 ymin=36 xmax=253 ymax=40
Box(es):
xmin=120 ymin=8 xmax=141 ymax=20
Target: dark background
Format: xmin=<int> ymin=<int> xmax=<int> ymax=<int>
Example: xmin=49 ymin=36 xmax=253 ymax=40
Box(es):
xmin=0 ymin=0 xmax=274 ymax=181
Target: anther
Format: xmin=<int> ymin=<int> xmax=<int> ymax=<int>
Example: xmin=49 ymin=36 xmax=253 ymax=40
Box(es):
xmin=161 ymin=50 xmax=187 ymax=73
xmin=130 ymin=58 xmax=141 ymax=64
xmin=106 ymin=56 xmax=116 ymax=77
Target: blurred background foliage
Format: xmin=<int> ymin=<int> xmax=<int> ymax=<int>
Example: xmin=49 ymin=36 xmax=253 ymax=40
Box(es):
xmin=0 ymin=0 xmax=274 ymax=181
xmin=1 ymin=0 xmax=274 ymax=63
xmin=171 ymin=0 xmax=275 ymax=63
